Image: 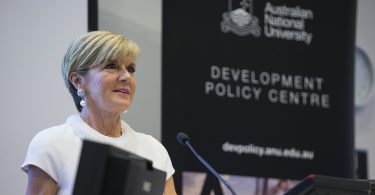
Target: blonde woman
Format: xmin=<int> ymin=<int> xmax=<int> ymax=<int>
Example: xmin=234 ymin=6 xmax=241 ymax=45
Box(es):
xmin=22 ymin=31 xmax=176 ymax=195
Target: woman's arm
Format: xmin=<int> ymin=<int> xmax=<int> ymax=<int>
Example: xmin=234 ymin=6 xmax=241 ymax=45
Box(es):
xmin=164 ymin=176 xmax=177 ymax=195
xmin=25 ymin=165 xmax=58 ymax=195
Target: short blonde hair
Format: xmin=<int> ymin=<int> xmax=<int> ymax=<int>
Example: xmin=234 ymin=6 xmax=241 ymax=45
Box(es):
xmin=61 ymin=31 xmax=140 ymax=112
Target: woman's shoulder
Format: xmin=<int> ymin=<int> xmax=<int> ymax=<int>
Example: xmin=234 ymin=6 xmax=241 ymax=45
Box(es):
xmin=26 ymin=120 xmax=82 ymax=164
xmin=132 ymin=131 xmax=170 ymax=160
xmin=122 ymin=122 xmax=165 ymax=150
xmin=33 ymin=123 xmax=73 ymax=141
xmin=30 ymin=121 xmax=79 ymax=149
xmin=22 ymin=120 xmax=82 ymax=182
xmin=126 ymin=126 xmax=163 ymax=147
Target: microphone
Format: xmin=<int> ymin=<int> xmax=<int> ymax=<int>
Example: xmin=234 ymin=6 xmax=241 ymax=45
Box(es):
xmin=176 ymin=132 xmax=237 ymax=195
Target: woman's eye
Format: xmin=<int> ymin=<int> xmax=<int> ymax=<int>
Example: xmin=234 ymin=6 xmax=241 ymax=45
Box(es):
xmin=104 ymin=63 xmax=117 ymax=69
xmin=127 ymin=66 xmax=136 ymax=73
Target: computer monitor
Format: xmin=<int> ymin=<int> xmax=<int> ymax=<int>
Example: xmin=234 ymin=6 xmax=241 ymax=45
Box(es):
xmin=73 ymin=140 xmax=166 ymax=195
xmin=285 ymin=174 xmax=375 ymax=195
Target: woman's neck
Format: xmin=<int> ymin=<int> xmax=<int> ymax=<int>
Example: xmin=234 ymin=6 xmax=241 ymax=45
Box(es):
xmin=80 ymin=109 xmax=122 ymax=137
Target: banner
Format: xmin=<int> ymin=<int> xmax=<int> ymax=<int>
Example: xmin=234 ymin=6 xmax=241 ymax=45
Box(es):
xmin=162 ymin=0 xmax=357 ymax=194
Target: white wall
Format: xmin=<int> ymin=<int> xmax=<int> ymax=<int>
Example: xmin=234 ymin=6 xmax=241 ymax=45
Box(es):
xmin=98 ymin=0 xmax=163 ymax=140
xmin=0 ymin=0 xmax=87 ymax=194
xmin=355 ymin=0 xmax=375 ymax=179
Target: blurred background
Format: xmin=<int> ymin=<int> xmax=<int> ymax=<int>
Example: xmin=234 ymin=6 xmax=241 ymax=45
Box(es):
xmin=0 ymin=0 xmax=374 ymax=194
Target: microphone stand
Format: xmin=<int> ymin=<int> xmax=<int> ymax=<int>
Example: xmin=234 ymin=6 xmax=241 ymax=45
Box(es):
xmin=184 ymin=140 xmax=237 ymax=195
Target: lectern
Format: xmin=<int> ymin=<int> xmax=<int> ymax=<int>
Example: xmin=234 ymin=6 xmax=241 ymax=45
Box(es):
xmin=73 ymin=140 xmax=166 ymax=195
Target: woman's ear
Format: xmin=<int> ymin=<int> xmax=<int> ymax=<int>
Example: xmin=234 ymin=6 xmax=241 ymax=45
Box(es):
xmin=69 ymin=72 xmax=83 ymax=90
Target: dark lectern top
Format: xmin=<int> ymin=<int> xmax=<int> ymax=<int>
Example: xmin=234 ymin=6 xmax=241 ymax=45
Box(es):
xmin=285 ymin=174 xmax=375 ymax=195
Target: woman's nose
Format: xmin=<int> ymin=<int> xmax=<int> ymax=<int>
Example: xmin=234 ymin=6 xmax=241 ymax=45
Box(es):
xmin=119 ymin=69 xmax=130 ymax=82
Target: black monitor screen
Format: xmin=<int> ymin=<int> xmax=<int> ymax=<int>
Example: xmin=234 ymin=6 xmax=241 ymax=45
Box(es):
xmin=73 ymin=140 xmax=166 ymax=195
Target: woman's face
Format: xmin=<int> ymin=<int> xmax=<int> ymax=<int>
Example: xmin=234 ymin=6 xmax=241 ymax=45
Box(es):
xmin=81 ymin=56 xmax=137 ymax=114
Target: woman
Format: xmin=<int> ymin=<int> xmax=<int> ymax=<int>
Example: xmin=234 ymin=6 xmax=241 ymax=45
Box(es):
xmin=22 ymin=31 xmax=177 ymax=195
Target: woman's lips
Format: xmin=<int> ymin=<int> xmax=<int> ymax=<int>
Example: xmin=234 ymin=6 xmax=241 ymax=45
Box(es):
xmin=113 ymin=88 xmax=129 ymax=95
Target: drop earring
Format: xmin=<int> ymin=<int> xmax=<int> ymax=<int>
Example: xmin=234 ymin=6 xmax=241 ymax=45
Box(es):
xmin=77 ymin=89 xmax=86 ymax=107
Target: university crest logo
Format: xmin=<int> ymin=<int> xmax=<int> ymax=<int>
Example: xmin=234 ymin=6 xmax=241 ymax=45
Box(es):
xmin=221 ymin=0 xmax=261 ymax=37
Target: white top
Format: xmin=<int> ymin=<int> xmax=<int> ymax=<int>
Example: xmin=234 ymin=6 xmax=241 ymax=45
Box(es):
xmin=22 ymin=115 xmax=174 ymax=195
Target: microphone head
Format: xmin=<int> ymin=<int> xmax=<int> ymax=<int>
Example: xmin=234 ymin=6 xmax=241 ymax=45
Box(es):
xmin=176 ymin=132 xmax=190 ymax=145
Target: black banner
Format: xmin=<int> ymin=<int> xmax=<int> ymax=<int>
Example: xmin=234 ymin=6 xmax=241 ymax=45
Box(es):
xmin=162 ymin=0 xmax=356 ymax=194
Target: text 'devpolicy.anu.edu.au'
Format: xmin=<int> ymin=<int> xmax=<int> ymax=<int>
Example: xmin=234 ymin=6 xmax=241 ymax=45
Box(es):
xmin=222 ymin=142 xmax=314 ymax=160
